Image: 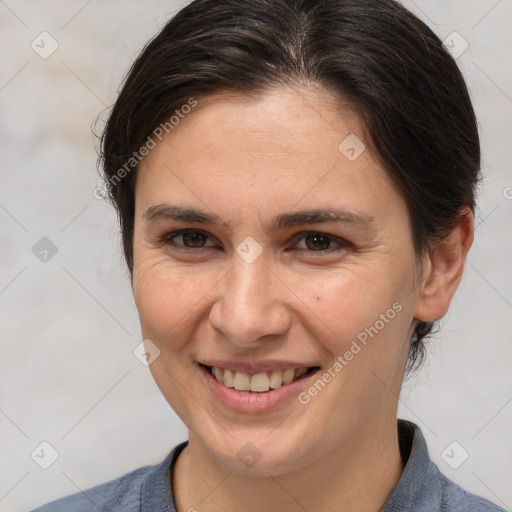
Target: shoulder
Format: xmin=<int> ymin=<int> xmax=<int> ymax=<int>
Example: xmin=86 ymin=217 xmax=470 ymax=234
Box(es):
xmin=438 ymin=472 xmax=507 ymax=512
xmin=30 ymin=465 xmax=151 ymax=512
xmin=385 ymin=420 xmax=506 ymax=512
xmin=30 ymin=441 xmax=187 ymax=512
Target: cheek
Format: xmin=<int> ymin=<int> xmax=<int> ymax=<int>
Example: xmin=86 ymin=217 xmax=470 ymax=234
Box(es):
xmin=304 ymin=260 xmax=414 ymax=363
xmin=132 ymin=256 xmax=213 ymax=347
xmin=293 ymin=266 xmax=414 ymax=434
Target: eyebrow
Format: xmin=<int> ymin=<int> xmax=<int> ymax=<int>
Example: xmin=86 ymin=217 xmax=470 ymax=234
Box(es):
xmin=143 ymin=204 xmax=374 ymax=231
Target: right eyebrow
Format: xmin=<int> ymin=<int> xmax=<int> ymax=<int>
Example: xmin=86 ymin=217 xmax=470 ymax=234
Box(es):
xmin=143 ymin=205 xmax=223 ymax=226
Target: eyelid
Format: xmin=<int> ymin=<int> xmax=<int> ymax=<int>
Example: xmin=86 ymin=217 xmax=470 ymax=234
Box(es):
xmin=289 ymin=231 xmax=350 ymax=253
xmin=162 ymin=228 xmax=349 ymax=254
xmin=163 ymin=228 xmax=218 ymax=248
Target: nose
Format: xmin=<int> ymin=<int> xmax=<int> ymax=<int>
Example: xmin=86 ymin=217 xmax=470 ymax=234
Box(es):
xmin=208 ymin=254 xmax=292 ymax=348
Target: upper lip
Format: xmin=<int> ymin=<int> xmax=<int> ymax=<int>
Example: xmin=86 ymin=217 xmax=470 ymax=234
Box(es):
xmin=198 ymin=359 xmax=319 ymax=374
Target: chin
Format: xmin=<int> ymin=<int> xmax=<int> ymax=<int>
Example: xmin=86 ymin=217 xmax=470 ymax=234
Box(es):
xmin=201 ymin=427 xmax=314 ymax=477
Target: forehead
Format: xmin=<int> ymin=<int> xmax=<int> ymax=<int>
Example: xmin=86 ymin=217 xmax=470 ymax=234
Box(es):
xmin=135 ymin=87 xmax=404 ymax=223
xmin=163 ymin=87 xmax=365 ymax=160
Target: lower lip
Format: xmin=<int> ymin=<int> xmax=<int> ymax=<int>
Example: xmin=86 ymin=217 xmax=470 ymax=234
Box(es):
xmin=198 ymin=364 xmax=320 ymax=414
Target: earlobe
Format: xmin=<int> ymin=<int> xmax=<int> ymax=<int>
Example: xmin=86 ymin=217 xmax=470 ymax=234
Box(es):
xmin=413 ymin=207 xmax=474 ymax=323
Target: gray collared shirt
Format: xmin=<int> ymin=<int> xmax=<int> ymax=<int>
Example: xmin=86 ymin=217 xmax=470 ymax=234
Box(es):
xmin=31 ymin=419 xmax=506 ymax=511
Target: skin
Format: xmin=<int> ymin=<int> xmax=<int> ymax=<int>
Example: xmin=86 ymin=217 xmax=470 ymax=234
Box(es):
xmin=131 ymin=86 xmax=474 ymax=512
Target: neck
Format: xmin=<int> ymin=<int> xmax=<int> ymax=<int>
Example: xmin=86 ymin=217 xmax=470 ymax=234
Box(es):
xmin=172 ymin=411 xmax=404 ymax=512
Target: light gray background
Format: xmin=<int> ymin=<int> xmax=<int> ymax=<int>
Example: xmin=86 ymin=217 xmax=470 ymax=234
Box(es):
xmin=0 ymin=1 xmax=511 ymax=511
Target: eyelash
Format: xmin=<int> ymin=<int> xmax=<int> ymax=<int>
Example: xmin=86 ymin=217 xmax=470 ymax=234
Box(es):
xmin=160 ymin=229 xmax=349 ymax=255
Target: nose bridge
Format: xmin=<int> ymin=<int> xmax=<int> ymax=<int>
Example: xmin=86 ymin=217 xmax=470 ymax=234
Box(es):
xmin=232 ymin=255 xmax=268 ymax=311
xmin=209 ymin=253 xmax=290 ymax=346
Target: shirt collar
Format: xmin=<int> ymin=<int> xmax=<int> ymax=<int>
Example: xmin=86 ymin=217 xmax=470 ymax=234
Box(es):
xmin=380 ymin=419 xmax=442 ymax=512
xmin=140 ymin=439 xmax=186 ymax=512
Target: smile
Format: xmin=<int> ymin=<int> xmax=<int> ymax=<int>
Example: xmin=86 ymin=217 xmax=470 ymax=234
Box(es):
xmin=198 ymin=363 xmax=321 ymax=413
xmin=208 ymin=365 xmax=316 ymax=393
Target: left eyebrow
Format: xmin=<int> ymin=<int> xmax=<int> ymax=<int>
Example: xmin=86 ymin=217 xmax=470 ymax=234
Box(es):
xmin=142 ymin=204 xmax=375 ymax=231
xmin=268 ymin=208 xmax=375 ymax=231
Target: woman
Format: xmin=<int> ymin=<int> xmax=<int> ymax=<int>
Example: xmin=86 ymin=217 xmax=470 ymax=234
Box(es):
xmin=32 ymin=0 xmax=506 ymax=510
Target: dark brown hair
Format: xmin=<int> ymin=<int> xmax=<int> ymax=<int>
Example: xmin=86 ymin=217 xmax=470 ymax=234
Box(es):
xmin=100 ymin=0 xmax=480 ymax=375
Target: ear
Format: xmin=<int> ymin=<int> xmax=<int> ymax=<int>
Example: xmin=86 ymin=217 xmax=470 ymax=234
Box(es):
xmin=414 ymin=207 xmax=474 ymax=322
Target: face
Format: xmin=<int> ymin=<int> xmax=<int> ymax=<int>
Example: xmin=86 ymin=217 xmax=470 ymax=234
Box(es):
xmin=132 ymin=86 xmax=422 ymax=475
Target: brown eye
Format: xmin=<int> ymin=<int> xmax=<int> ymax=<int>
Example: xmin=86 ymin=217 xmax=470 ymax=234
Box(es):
xmin=181 ymin=231 xmax=208 ymax=247
xmin=292 ymin=232 xmax=349 ymax=255
xmin=304 ymin=234 xmax=331 ymax=251
xmin=163 ymin=230 xmax=215 ymax=250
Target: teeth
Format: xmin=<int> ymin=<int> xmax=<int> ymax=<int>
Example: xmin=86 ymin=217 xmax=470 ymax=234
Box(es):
xmin=269 ymin=370 xmax=283 ymax=389
xmin=282 ymin=368 xmax=295 ymax=384
xmin=233 ymin=371 xmax=250 ymax=391
xmin=213 ymin=366 xmax=224 ymax=384
xmin=210 ymin=366 xmax=311 ymax=393
xmin=223 ymin=368 xmax=234 ymax=388
xmin=295 ymin=368 xmax=308 ymax=379
xmin=250 ymin=372 xmax=270 ymax=392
